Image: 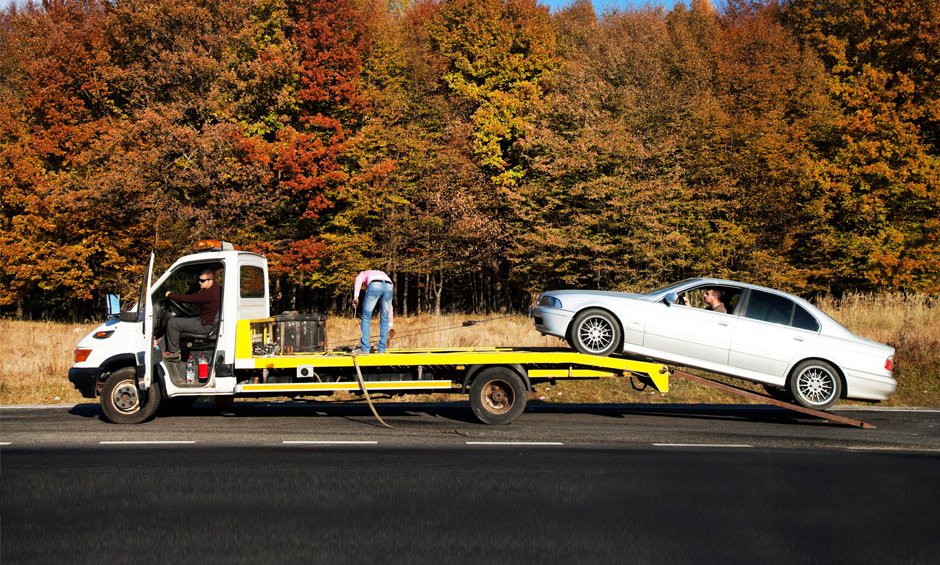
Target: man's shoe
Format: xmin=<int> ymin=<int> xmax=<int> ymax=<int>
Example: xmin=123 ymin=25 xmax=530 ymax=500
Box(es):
xmin=355 ymin=348 xmax=370 ymax=355
xmin=163 ymin=351 xmax=181 ymax=361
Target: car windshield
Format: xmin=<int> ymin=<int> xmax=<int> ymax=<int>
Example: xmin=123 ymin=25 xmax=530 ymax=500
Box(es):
xmin=643 ymin=279 xmax=698 ymax=296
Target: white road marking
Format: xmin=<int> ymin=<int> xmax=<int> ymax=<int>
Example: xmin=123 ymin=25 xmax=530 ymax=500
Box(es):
xmin=99 ymin=441 xmax=196 ymax=445
xmin=465 ymin=441 xmax=564 ymax=446
xmin=282 ymin=440 xmax=378 ymax=445
xmin=0 ymin=442 xmax=11 ymax=446
xmin=653 ymin=443 xmax=753 ymax=448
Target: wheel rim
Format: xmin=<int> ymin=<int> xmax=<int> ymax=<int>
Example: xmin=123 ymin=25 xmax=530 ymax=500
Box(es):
xmin=112 ymin=380 xmax=141 ymax=414
xmin=795 ymin=366 xmax=837 ymax=406
xmin=578 ymin=316 xmax=614 ymax=353
xmin=480 ymin=380 xmax=514 ymax=415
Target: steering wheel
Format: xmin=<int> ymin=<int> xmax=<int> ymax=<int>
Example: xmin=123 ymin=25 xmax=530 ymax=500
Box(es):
xmin=164 ymin=297 xmax=199 ymax=318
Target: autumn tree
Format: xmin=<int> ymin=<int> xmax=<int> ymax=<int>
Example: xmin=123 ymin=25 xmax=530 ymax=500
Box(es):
xmin=515 ymin=1 xmax=758 ymax=295
xmin=782 ymin=0 xmax=940 ymax=292
xmin=0 ymin=0 xmax=118 ymax=317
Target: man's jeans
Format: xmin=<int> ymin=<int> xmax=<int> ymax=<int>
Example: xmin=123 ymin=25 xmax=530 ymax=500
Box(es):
xmin=166 ymin=317 xmax=212 ymax=354
xmin=360 ymin=280 xmax=393 ymax=353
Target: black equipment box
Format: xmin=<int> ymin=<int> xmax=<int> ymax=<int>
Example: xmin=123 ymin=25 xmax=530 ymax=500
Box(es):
xmin=275 ymin=313 xmax=327 ymax=353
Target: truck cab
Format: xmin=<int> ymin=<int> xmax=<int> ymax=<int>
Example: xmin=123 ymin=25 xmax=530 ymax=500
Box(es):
xmin=69 ymin=240 xmax=269 ymax=423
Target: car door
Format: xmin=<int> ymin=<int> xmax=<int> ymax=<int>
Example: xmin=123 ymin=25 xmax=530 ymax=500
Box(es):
xmin=729 ymin=289 xmax=820 ymax=378
xmin=642 ymin=285 xmax=739 ymax=365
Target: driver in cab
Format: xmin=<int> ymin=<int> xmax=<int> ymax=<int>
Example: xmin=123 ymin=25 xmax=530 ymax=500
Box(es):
xmin=162 ymin=269 xmax=221 ymax=361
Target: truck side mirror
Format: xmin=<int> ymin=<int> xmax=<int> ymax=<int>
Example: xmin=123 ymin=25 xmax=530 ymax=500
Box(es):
xmin=106 ymin=294 xmax=120 ymax=319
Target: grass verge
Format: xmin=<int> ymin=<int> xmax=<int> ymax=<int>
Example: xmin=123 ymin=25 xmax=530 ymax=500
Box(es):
xmin=1 ymin=293 xmax=936 ymax=407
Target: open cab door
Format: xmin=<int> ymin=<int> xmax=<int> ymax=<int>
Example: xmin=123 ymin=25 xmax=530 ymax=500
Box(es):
xmin=138 ymin=251 xmax=156 ymax=391
xmin=100 ymin=251 xmax=162 ymax=424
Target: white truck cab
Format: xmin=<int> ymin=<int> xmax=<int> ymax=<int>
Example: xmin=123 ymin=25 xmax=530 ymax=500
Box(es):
xmin=69 ymin=240 xmax=269 ymax=423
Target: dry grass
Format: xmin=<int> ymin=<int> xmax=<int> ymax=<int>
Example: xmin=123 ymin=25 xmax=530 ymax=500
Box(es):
xmin=0 ymin=320 xmax=96 ymax=405
xmin=1 ymin=294 xmax=937 ymax=406
xmin=815 ymin=293 xmax=940 ymax=407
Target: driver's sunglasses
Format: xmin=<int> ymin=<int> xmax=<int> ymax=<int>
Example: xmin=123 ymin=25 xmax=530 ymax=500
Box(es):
xmin=199 ymin=278 xmax=212 ymax=283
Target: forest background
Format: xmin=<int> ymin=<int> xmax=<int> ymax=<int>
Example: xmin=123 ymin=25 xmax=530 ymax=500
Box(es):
xmin=1 ymin=0 xmax=938 ymax=321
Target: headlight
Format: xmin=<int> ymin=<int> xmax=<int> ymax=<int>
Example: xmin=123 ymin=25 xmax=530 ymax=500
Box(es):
xmin=539 ymin=295 xmax=562 ymax=309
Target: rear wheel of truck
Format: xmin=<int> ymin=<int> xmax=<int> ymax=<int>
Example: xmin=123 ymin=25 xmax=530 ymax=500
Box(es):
xmin=469 ymin=367 xmax=527 ymax=425
xmin=101 ymin=367 xmax=162 ymax=424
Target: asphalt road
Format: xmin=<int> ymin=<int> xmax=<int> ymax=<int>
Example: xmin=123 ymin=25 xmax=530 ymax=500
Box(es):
xmin=3 ymin=402 xmax=940 ymax=564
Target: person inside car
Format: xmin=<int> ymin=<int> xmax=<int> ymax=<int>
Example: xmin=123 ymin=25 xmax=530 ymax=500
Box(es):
xmin=704 ymin=287 xmax=728 ymax=314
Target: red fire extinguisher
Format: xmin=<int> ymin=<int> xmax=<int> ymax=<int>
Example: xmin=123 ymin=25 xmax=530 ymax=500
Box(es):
xmin=197 ymin=353 xmax=209 ymax=382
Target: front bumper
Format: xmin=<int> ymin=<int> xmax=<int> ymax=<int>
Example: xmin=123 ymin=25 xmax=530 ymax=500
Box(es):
xmin=530 ymin=306 xmax=575 ymax=338
xmin=68 ymin=367 xmax=101 ymax=398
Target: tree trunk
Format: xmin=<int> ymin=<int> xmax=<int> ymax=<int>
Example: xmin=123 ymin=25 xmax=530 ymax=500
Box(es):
xmin=401 ymin=273 xmax=408 ymax=318
xmin=433 ymin=271 xmax=443 ymax=316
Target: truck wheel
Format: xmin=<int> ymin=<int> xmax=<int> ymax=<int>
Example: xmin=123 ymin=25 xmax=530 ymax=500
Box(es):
xmin=469 ymin=367 xmax=527 ymax=425
xmin=788 ymin=360 xmax=842 ymax=410
xmin=101 ymin=367 xmax=162 ymax=424
xmin=570 ymin=308 xmax=621 ymax=356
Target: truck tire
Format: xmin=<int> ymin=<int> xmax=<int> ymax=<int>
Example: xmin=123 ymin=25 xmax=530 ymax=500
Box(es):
xmin=469 ymin=367 xmax=527 ymax=425
xmin=570 ymin=308 xmax=621 ymax=356
xmin=101 ymin=367 xmax=162 ymax=424
xmin=787 ymin=359 xmax=842 ymax=410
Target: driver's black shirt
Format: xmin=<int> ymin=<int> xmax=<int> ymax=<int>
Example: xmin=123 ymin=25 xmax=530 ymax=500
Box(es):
xmin=167 ymin=284 xmax=221 ymax=326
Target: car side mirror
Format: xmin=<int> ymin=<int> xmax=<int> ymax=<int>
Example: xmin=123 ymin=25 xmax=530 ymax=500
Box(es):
xmin=664 ymin=292 xmax=678 ymax=306
xmin=106 ymin=294 xmax=120 ymax=319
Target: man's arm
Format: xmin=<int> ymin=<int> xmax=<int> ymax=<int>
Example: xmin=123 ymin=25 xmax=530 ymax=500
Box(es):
xmin=352 ymin=271 xmax=367 ymax=305
xmin=166 ymin=290 xmax=214 ymax=304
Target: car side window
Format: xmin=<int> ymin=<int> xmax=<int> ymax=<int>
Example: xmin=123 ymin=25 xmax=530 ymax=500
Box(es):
xmin=792 ymin=304 xmax=820 ymax=332
xmin=677 ymin=286 xmax=741 ymax=314
xmin=742 ymin=290 xmax=794 ymax=326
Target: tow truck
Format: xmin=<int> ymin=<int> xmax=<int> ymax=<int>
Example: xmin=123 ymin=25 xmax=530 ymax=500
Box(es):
xmin=69 ymin=240 xmax=671 ymax=424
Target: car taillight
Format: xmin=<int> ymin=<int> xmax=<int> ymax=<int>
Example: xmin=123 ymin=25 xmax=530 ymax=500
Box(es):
xmin=75 ymin=348 xmax=92 ymax=363
xmin=885 ymin=355 xmax=894 ymax=372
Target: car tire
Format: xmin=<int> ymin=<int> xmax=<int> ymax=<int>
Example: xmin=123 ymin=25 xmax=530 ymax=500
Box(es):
xmin=469 ymin=367 xmax=527 ymax=425
xmin=787 ymin=359 xmax=842 ymax=410
xmin=570 ymin=308 xmax=621 ymax=357
xmin=100 ymin=367 xmax=162 ymax=424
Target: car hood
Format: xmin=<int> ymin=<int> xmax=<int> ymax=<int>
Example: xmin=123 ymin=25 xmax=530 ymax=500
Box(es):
xmin=543 ymin=289 xmax=649 ymax=300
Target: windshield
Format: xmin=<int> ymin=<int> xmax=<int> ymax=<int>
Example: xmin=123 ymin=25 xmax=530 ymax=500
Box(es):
xmin=643 ymin=278 xmax=699 ymax=296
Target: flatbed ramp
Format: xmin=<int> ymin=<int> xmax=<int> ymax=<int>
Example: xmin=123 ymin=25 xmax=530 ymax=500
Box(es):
xmin=234 ymin=347 xmax=670 ymax=393
xmin=230 ymin=346 xmax=670 ymax=424
xmin=670 ymin=368 xmax=875 ymax=429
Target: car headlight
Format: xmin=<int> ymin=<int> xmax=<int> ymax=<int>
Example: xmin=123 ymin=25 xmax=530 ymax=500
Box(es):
xmin=539 ymin=295 xmax=562 ymax=309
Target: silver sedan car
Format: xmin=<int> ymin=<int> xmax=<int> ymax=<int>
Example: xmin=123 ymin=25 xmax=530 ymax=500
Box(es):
xmin=530 ymin=278 xmax=896 ymax=409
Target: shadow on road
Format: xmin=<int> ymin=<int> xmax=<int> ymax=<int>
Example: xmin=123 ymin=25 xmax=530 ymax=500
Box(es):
xmin=68 ymin=398 xmax=835 ymax=427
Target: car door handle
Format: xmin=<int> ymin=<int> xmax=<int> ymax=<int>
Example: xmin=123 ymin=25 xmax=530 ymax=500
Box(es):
xmin=718 ymin=322 xmax=729 ymax=327
xmin=793 ymin=336 xmax=804 ymax=342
